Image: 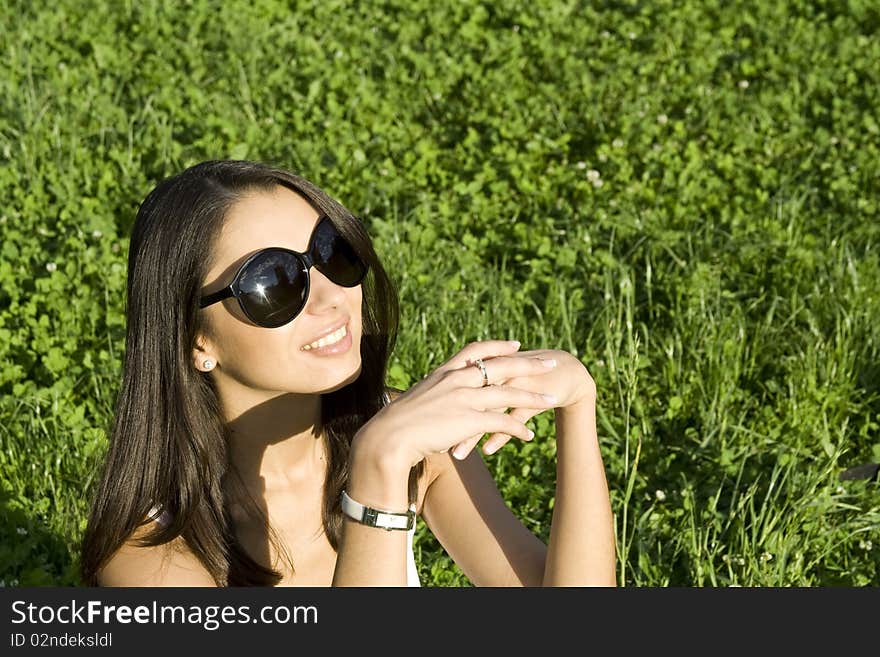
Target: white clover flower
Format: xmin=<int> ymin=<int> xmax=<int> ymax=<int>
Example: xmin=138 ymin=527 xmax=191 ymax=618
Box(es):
xmin=657 ymin=114 xmax=668 ymax=125
xmin=92 ymin=229 xmax=103 ymax=238
xmin=859 ymin=540 xmax=873 ymax=551
xmin=16 ymin=527 xmax=26 ymax=536
xmin=598 ymin=153 xmax=607 ymax=162
xmin=830 ymin=136 xmax=839 ymax=145
xmin=836 ymin=485 xmax=846 ymax=494
xmin=628 ymin=31 xmax=636 ymax=39
xmin=586 ymin=169 xmax=601 ymax=181
xmin=738 ymin=79 xmax=750 ymax=89
xmin=655 ymin=489 xmax=666 ymax=502
xmin=592 ymin=179 xmax=604 ymax=189
xmin=576 ymin=161 xmax=587 ymax=169
xmin=379 ymin=168 xmax=389 ymax=176
xmin=601 ymin=30 xmax=610 ymax=39
xmin=512 ymin=24 xmax=520 ymax=32
xmin=612 ymin=138 xmax=624 ymax=149
xmin=46 ymin=262 xmax=57 ymax=273
xmin=761 ymin=552 xmax=773 ymax=562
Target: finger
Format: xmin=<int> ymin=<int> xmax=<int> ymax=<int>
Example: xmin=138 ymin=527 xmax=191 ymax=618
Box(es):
xmin=451 ymin=410 xmax=535 ymax=460
xmin=482 ymin=407 xmax=543 ymax=455
xmin=447 ymin=404 xmax=508 ymax=457
xmin=444 ymin=355 xmax=558 ymax=390
xmin=448 ymin=401 xmax=547 ymax=458
xmin=469 ymin=384 xmax=558 ymax=412
xmin=437 ymin=340 xmax=522 ymax=374
xmin=477 ymin=356 xmax=559 ymax=388
xmin=482 ymin=432 xmax=512 ymax=455
xmin=451 ymin=433 xmax=485 ymax=461
xmin=448 ymin=401 xmax=545 ymax=458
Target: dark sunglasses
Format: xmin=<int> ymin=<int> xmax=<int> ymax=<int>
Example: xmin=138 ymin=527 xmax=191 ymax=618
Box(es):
xmin=199 ymin=215 xmax=368 ymax=328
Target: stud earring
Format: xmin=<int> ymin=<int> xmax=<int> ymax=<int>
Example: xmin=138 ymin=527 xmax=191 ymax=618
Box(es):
xmin=203 ymin=360 xmax=215 ymax=371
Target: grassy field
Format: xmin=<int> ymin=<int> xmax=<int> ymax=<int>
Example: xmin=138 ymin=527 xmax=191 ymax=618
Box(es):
xmin=1 ymin=0 xmax=878 ymax=586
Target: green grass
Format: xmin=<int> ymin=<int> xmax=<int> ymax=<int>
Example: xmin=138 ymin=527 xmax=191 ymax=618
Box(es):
xmin=1 ymin=0 xmax=878 ymax=586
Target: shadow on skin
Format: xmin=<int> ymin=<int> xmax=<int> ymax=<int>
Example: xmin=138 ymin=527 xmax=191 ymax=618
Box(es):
xmin=224 ymin=392 xmax=315 ymax=577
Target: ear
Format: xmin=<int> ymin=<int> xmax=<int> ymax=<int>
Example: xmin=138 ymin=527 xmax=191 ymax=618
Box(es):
xmin=192 ymin=333 xmax=218 ymax=372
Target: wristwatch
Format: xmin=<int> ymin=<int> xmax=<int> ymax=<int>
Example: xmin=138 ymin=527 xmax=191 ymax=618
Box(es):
xmin=341 ymin=490 xmax=416 ymax=531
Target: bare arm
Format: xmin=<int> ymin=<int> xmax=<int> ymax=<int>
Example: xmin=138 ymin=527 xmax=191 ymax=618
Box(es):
xmin=330 ymin=388 xmax=422 ymax=586
xmin=420 ymin=449 xmax=547 ymax=586
xmin=330 ymin=441 xmax=413 ymax=586
xmin=542 ymin=392 xmax=616 ymax=585
xmin=418 ymin=383 xmax=615 ymax=586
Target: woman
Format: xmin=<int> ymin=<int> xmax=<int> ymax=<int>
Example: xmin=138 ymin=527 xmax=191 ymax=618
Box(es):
xmin=79 ymin=159 xmax=615 ymax=586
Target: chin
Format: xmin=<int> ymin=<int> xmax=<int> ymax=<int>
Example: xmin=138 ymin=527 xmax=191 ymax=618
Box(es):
xmin=322 ymin=361 xmax=363 ymax=394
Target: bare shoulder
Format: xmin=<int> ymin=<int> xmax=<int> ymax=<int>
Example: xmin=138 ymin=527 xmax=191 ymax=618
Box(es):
xmin=97 ymin=520 xmax=217 ymax=587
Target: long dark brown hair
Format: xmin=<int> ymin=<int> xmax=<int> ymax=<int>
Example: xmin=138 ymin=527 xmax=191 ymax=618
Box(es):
xmin=79 ymin=160 xmax=424 ymax=586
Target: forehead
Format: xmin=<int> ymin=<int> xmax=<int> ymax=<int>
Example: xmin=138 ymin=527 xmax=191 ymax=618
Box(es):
xmin=208 ymin=185 xmax=320 ymax=278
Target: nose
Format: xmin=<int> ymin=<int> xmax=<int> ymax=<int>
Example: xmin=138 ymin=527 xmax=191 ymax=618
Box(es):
xmin=304 ymin=267 xmax=347 ymax=314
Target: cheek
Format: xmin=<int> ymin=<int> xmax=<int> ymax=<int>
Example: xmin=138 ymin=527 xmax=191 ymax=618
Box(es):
xmin=215 ymin=286 xmax=365 ymax=388
xmin=352 ymin=286 xmax=363 ymax=317
xmin=219 ymin=324 xmax=290 ymax=377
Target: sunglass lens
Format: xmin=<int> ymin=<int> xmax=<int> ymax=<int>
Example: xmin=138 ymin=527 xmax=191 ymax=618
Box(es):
xmin=238 ymin=251 xmax=307 ymax=327
xmin=313 ymin=219 xmax=368 ymax=286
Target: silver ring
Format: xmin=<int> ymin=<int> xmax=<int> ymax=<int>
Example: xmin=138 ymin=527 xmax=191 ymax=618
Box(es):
xmin=473 ymin=358 xmax=489 ymax=387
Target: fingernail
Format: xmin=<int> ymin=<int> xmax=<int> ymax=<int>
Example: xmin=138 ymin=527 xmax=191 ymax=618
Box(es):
xmin=527 ymin=429 xmax=535 ymax=439
xmin=541 ymin=359 xmax=557 ymax=368
xmin=484 ymin=443 xmax=499 ymax=455
xmin=510 ymin=340 xmax=521 ymax=348
xmin=541 ymin=394 xmax=558 ymax=404
xmin=452 ymin=445 xmax=468 ymax=460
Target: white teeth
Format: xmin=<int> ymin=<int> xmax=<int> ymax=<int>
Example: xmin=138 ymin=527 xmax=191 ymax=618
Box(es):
xmin=303 ymin=324 xmax=347 ymax=350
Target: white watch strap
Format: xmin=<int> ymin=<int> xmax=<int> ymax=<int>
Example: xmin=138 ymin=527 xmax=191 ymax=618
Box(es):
xmin=341 ymin=490 xmax=415 ymax=531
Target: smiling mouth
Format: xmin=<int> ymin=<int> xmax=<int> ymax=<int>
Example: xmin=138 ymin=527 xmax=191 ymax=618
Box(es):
xmin=302 ymin=323 xmax=348 ymax=350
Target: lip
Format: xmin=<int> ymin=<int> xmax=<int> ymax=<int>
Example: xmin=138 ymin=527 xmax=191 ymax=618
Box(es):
xmin=300 ymin=321 xmax=353 ymax=356
xmin=300 ymin=317 xmax=350 ymax=350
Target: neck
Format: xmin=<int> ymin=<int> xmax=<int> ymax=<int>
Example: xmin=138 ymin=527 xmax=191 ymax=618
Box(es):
xmin=223 ymin=390 xmax=326 ymax=493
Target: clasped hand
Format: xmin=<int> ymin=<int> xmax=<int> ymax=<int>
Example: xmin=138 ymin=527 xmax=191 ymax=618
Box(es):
xmin=355 ymin=340 xmax=596 ymax=468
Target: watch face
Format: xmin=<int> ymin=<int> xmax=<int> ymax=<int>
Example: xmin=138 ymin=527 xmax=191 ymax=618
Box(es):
xmin=341 ymin=491 xmax=415 ymax=530
xmin=363 ymin=507 xmax=380 ymax=525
